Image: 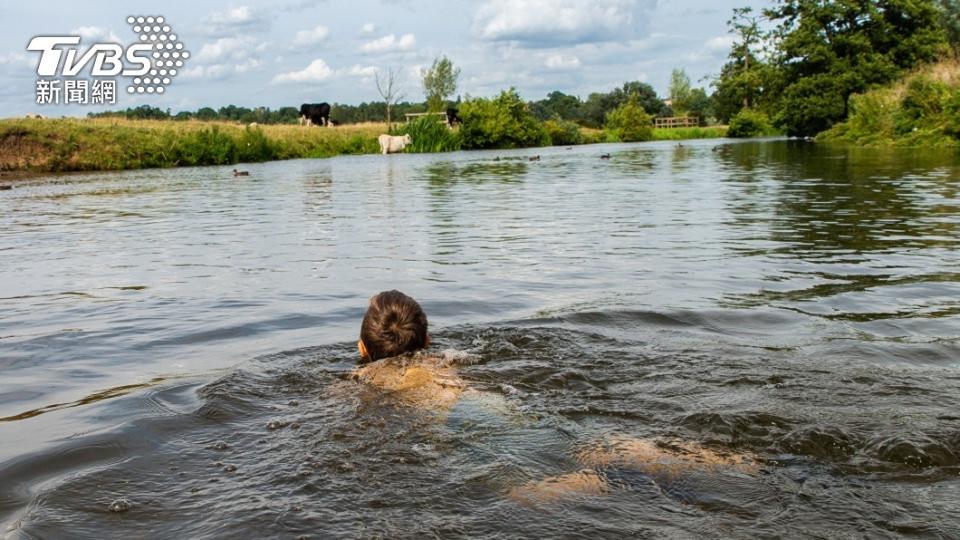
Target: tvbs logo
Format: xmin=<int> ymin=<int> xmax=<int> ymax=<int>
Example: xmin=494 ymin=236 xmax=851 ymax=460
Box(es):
xmin=27 ymin=15 xmax=189 ymax=104
xmin=29 ymin=36 xmax=153 ymax=77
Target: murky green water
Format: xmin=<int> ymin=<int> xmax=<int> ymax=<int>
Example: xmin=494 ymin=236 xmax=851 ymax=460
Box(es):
xmin=1 ymin=139 xmax=959 ymax=538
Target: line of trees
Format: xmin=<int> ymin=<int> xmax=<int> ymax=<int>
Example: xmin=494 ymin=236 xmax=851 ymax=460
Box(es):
xmin=85 ymin=102 xmax=435 ymax=124
xmin=88 ymin=55 xmax=705 ymax=131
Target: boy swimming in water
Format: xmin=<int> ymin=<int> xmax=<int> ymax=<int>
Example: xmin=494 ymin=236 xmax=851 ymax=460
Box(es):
xmin=351 ymin=290 xmax=758 ymax=501
xmin=351 ymin=290 xmax=464 ymax=408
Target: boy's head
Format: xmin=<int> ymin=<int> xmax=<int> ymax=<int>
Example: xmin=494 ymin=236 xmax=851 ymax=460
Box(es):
xmin=358 ymin=290 xmax=429 ymax=362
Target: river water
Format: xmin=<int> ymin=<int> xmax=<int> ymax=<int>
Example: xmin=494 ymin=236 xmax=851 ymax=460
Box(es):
xmin=1 ymin=139 xmax=959 ymax=538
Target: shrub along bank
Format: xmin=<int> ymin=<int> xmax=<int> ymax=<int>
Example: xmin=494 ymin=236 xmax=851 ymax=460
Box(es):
xmin=819 ymin=59 xmax=960 ymax=147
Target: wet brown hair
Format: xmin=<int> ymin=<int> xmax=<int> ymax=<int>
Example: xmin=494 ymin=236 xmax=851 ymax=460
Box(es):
xmin=359 ymin=290 xmax=428 ymax=362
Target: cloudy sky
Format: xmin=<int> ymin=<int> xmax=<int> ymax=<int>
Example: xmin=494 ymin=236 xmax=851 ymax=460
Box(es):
xmin=1 ymin=0 xmax=767 ymax=117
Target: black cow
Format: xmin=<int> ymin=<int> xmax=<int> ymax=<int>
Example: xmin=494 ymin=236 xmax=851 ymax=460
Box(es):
xmin=299 ymin=102 xmax=331 ymax=127
xmin=445 ymin=107 xmax=461 ymax=128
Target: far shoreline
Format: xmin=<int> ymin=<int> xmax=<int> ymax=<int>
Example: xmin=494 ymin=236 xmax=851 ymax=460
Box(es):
xmin=0 ymin=117 xmax=729 ymax=175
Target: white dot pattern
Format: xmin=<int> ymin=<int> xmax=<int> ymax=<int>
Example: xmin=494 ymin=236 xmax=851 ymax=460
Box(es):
xmin=125 ymin=15 xmax=189 ymax=94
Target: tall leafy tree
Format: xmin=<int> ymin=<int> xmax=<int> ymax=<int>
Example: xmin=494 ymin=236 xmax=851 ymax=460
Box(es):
xmin=939 ymin=0 xmax=960 ymax=52
xmin=669 ymin=69 xmax=693 ymax=113
xmin=582 ymin=81 xmax=665 ymax=127
xmin=764 ymin=0 xmax=947 ymax=136
xmin=711 ymin=7 xmax=778 ymax=123
xmin=685 ymin=88 xmax=714 ymax=124
xmin=529 ymin=91 xmax=583 ymax=122
xmin=421 ymin=56 xmax=461 ymax=112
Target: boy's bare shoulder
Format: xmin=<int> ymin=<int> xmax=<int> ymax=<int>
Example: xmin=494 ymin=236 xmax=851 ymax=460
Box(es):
xmin=351 ymin=352 xmax=466 ymax=408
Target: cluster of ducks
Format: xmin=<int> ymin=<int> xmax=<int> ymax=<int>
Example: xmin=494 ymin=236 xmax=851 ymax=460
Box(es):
xmin=494 ymin=153 xmax=612 ymax=163
xmin=525 ymin=153 xmax=611 ymax=162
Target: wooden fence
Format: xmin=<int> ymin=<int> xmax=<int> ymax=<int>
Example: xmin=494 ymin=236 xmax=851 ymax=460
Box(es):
xmin=404 ymin=112 xmax=447 ymax=122
xmin=654 ymin=116 xmax=700 ymax=128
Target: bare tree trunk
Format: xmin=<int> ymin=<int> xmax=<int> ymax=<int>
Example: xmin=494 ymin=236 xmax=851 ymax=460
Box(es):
xmin=376 ymin=67 xmax=404 ymax=130
xmin=743 ymin=53 xmax=750 ymax=110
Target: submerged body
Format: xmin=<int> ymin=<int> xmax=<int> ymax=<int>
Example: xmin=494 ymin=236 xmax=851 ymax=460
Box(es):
xmin=351 ymin=290 xmax=759 ymax=504
xmin=350 ymin=350 xmax=759 ymax=505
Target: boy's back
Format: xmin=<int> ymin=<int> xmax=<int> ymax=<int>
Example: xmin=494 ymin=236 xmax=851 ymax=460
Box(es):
xmin=352 ymin=352 xmax=465 ymax=409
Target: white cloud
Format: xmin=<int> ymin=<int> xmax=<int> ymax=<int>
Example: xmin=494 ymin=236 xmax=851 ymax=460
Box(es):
xmin=293 ymin=25 xmax=330 ymax=46
xmin=202 ymin=6 xmax=271 ymax=36
xmin=271 ymin=58 xmax=334 ymax=84
xmin=544 ymin=54 xmax=580 ymax=69
xmin=346 ymin=64 xmax=377 ymax=77
xmin=359 ymin=33 xmax=416 ymax=54
xmin=235 ymin=58 xmax=262 ymax=74
xmin=361 ymin=22 xmax=377 ymax=34
xmin=196 ymin=38 xmax=249 ymax=63
xmin=473 ymin=0 xmax=655 ymax=46
xmin=212 ymin=6 xmax=255 ymax=24
xmin=71 ymin=26 xmax=122 ymax=43
xmin=187 ymin=36 xmax=267 ymax=80
xmin=705 ymin=35 xmax=734 ymax=52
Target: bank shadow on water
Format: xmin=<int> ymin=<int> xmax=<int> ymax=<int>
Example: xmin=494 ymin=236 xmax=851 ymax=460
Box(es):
xmin=2 ymin=305 xmax=959 ymax=538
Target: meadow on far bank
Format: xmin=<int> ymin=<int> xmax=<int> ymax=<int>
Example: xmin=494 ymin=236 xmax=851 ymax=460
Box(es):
xmin=0 ymin=115 xmax=726 ymax=174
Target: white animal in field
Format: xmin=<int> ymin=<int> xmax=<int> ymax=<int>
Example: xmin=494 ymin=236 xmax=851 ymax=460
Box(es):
xmin=247 ymin=122 xmax=258 ymax=127
xmin=378 ymin=134 xmax=412 ymax=155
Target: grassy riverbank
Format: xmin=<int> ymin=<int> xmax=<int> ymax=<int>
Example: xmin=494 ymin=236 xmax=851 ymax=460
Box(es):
xmin=0 ymin=118 xmax=386 ymax=172
xmin=818 ymin=59 xmax=960 ymax=148
xmin=0 ymin=117 xmax=728 ymax=173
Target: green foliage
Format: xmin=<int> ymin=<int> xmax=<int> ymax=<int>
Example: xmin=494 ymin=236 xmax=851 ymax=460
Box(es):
xmin=819 ymin=60 xmax=960 ymax=147
xmin=582 ymin=82 xmax=667 ymax=127
xmin=712 ymin=7 xmax=773 ymax=123
xmin=839 ymin=91 xmax=897 ymax=143
xmin=945 ymin=87 xmax=960 ymax=136
xmin=685 ymin=88 xmax=713 ymax=125
xmin=174 ymin=126 xmax=238 ymax=165
xmin=237 ymin=126 xmax=276 ymax=162
xmin=544 ymin=119 xmax=584 ymax=146
xmin=652 ymin=126 xmax=728 ymax=140
xmin=777 ymin=75 xmax=848 ymax=137
xmin=422 ymin=56 xmax=461 ymax=112
xmin=941 ymin=0 xmax=960 ymax=52
xmin=459 ymin=88 xmax=550 ymax=149
xmin=669 ymin=69 xmax=693 ymax=114
xmin=391 ymin=116 xmax=462 ymax=152
xmin=530 ymin=91 xmax=584 ymax=122
xmin=604 ymin=94 xmax=654 ymax=142
xmin=727 ymin=109 xmax=774 ymax=138
xmin=196 ymin=107 xmax=218 ymax=121
xmin=897 ymin=76 xmax=951 ymax=134
xmin=763 ymin=0 xmax=948 ymax=137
